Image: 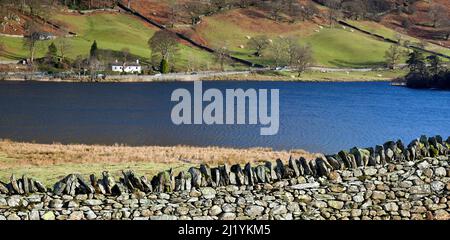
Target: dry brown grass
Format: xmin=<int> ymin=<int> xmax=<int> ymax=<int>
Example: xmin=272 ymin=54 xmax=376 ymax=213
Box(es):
xmin=0 ymin=140 xmax=317 ymax=170
xmin=0 ymin=140 xmax=318 ymax=185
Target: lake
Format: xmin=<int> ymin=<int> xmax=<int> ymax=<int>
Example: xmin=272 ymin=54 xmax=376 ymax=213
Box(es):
xmin=0 ymin=81 xmax=449 ymax=154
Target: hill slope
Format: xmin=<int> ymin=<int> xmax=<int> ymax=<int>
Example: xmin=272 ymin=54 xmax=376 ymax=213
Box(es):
xmin=0 ymin=11 xmax=231 ymax=71
xmin=1 ymin=0 xmax=449 ymax=71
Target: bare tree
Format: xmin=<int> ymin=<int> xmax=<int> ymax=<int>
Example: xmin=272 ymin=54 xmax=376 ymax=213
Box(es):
xmin=210 ymin=0 xmax=231 ymax=12
xmin=121 ymin=47 xmax=130 ymax=73
xmin=186 ymin=54 xmax=202 ymax=72
xmin=302 ymin=2 xmax=320 ymax=21
xmin=443 ymin=20 xmax=450 ymax=40
xmin=73 ymin=55 xmax=85 ymax=80
xmin=342 ymin=0 xmax=366 ymax=20
xmin=56 ymin=37 xmax=71 ymax=61
xmin=429 ymin=3 xmax=447 ymax=28
xmin=23 ymin=20 xmax=41 ymax=64
xmin=290 ymin=44 xmax=314 ymax=76
xmin=384 ymin=44 xmax=405 ymax=69
xmin=269 ymin=38 xmax=289 ymax=68
xmin=326 ymin=0 xmax=343 ymax=26
xmin=184 ymin=1 xmax=209 ymax=25
xmin=248 ymin=35 xmax=270 ymax=57
xmin=148 ymin=30 xmax=179 ymax=68
xmin=265 ymin=0 xmax=285 ymax=22
xmin=167 ymin=0 xmax=180 ymax=28
xmin=89 ymin=57 xmax=101 ymax=81
xmin=284 ymin=37 xmax=302 ymax=66
xmin=214 ymin=45 xmax=230 ymax=71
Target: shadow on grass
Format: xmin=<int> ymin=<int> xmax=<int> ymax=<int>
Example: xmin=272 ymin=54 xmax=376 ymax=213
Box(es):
xmin=328 ymin=59 xmax=386 ymax=68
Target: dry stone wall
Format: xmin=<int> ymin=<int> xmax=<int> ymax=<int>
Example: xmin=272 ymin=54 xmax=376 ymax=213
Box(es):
xmin=0 ymin=135 xmax=449 ymax=220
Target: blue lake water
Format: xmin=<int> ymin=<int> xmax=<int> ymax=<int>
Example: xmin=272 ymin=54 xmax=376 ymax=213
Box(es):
xmin=0 ymin=81 xmax=449 ymax=154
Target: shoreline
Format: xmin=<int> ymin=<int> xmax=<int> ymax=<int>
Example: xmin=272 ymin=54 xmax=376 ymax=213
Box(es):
xmin=0 ymin=69 xmax=406 ymax=83
xmin=0 ymin=78 xmax=392 ymax=83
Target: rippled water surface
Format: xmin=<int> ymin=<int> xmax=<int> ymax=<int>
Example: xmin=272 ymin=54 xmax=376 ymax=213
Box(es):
xmin=1 ymin=81 xmax=450 ymax=154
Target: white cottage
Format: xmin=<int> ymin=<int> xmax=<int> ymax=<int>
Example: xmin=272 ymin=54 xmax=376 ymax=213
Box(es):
xmin=111 ymin=59 xmax=142 ymax=73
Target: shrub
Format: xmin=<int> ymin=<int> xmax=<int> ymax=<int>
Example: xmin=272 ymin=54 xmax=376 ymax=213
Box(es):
xmin=160 ymin=59 xmax=170 ymax=74
xmin=435 ymin=71 xmax=450 ymax=89
xmin=405 ymin=72 xmax=431 ymax=89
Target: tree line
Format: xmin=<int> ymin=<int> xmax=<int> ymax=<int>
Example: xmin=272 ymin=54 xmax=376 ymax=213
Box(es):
xmin=404 ymin=50 xmax=449 ymax=89
xmin=149 ymin=29 xmax=314 ymax=76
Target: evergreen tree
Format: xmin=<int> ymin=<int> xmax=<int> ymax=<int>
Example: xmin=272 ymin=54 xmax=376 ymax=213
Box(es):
xmin=90 ymin=40 xmax=98 ymax=59
xmin=427 ymin=55 xmax=442 ymax=76
xmin=406 ymin=50 xmax=426 ymax=75
xmin=46 ymin=42 xmax=58 ymax=62
xmin=160 ymin=59 xmax=169 ymax=74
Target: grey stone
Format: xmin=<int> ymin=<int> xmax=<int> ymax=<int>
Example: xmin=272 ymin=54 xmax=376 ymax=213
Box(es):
xmin=290 ymin=182 xmax=320 ymax=190
xmin=201 ymin=187 xmax=216 ymax=199
xmin=371 ymin=191 xmax=386 ymax=200
xmin=230 ymin=164 xmax=245 ymax=186
xmin=384 ymin=202 xmax=399 ymax=212
xmin=255 ymin=165 xmax=267 ymax=183
xmin=10 ymin=174 xmax=21 ymax=194
xmin=271 ymin=205 xmax=287 ymax=215
xmin=363 ymin=168 xmax=378 ymax=176
xmin=76 ymin=174 xmax=95 ymax=194
xmin=69 ymin=211 xmax=84 ymax=220
xmin=34 ymin=180 xmax=47 ymax=192
xmin=102 ymin=171 xmax=116 ymax=194
xmin=434 ymin=167 xmax=447 ymax=177
xmin=275 ymin=159 xmax=285 ymax=179
xmin=7 ymin=214 xmax=21 ymax=220
xmin=7 ymin=196 xmax=20 ymax=207
xmin=431 ymin=181 xmax=445 ymax=192
xmin=219 ymin=212 xmax=236 ymax=220
xmin=327 ymin=200 xmax=344 ymax=210
xmin=417 ymin=161 xmax=430 ymax=170
xmin=85 ymin=210 xmax=97 ymax=220
xmin=244 ymin=163 xmax=254 ymax=185
xmin=209 ymin=205 xmax=222 ymax=216
xmin=200 ymin=164 xmax=212 ymax=186
xmin=83 ymin=199 xmax=103 ymax=206
xmin=49 ymin=199 xmax=63 ymax=208
xmin=149 ymin=215 xmax=177 ymax=220
xmin=29 ymin=210 xmax=40 ymax=220
xmin=244 ymin=205 xmax=265 ymax=218
xmin=353 ymin=194 xmax=364 ymax=203
xmin=0 ymin=182 xmax=8 ymax=194
xmin=189 ymin=167 xmax=202 ymax=189
xmin=53 ymin=182 xmax=66 ymax=195
xmin=289 ymin=157 xmax=300 ymax=177
xmin=42 ymin=211 xmax=55 ymax=220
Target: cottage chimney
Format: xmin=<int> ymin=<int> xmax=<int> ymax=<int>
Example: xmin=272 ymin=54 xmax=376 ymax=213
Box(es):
xmin=115 ymin=59 xmax=118 ymax=63
xmin=136 ymin=59 xmax=139 ymax=65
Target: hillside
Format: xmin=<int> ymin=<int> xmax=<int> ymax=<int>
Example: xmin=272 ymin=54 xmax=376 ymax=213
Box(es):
xmin=183 ymin=8 xmax=394 ymax=67
xmin=125 ymin=0 xmax=450 ymax=68
xmin=0 ymin=9 xmax=233 ymax=71
xmin=380 ymin=0 xmax=450 ymax=47
xmin=0 ymin=0 xmax=449 ymax=71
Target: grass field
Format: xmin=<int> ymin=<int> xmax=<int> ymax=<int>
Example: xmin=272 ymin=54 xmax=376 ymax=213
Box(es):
xmin=0 ymin=140 xmax=315 ymax=186
xmin=1 ymin=10 xmax=448 ymax=70
xmin=0 ymin=12 xmax=230 ymax=71
xmin=300 ymin=28 xmax=394 ymax=68
xmin=346 ymin=20 xmax=450 ymax=58
xmin=206 ymin=69 xmax=407 ymax=81
xmin=193 ymin=10 xmax=398 ymax=68
xmin=0 ymin=160 xmax=194 ymax=186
